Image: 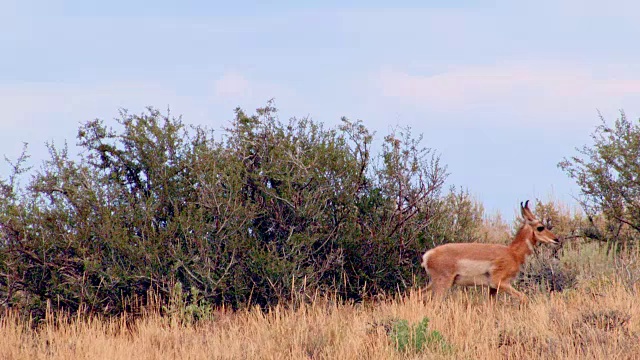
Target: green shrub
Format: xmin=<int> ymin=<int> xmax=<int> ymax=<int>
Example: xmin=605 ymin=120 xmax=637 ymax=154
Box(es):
xmin=559 ymin=111 xmax=640 ymax=251
xmin=387 ymin=316 xmax=452 ymax=354
xmin=0 ymin=102 xmax=485 ymax=317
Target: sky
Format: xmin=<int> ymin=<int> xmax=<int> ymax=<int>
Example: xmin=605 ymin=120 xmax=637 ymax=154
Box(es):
xmin=2 ymin=0 xmax=640 ymax=220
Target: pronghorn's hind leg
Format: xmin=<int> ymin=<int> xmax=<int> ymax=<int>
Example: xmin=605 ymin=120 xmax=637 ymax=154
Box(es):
xmin=425 ymin=282 xmax=433 ymax=291
xmin=419 ymin=282 xmax=433 ymax=302
xmin=429 ymin=275 xmax=456 ymax=300
xmin=421 ymin=277 xmax=451 ymax=302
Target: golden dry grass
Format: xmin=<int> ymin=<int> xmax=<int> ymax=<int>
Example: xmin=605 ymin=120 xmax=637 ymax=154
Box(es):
xmin=2 ymin=208 xmax=639 ymax=360
xmin=1 ymin=274 xmax=638 ymax=360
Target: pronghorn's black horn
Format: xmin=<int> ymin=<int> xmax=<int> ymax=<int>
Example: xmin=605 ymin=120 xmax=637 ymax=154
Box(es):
xmin=524 ymin=200 xmax=529 ymax=208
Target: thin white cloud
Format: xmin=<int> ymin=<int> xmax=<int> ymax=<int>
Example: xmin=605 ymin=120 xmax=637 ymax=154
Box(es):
xmin=213 ymin=72 xmax=251 ymax=98
xmin=0 ymin=82 xmax=199 ymax=129
xmin=209 ymin=71 xmax=299 ymax=118
xmin=553 ymin=0 xmax=639 ymax=17
xmin=0 ymin=76 xmax=298 ymax=174
xmin=0 ymin=81 xmax=206 ymax=174
xmin=212 ymin=71 xmax=294 ymax=102
xmin=375 ymin=62 xmax=640 ymax=125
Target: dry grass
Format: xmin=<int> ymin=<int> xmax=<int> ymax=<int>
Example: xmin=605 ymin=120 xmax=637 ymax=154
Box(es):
xmin=1 ymin=269 xmax=639 ymax=359
xmin=2 ymin=209 xmax=639 ymax=360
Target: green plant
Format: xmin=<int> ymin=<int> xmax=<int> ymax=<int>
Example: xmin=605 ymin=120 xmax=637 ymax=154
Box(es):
xmin=559 ymin=110 xmax=640 ymax=251
xmin=162 ymin=282 xmax=213 ymax=324
xmin=387 ymin=316 xmax=452 ymax=354
xmin=0 ymin=101 xmax=485 ymax=318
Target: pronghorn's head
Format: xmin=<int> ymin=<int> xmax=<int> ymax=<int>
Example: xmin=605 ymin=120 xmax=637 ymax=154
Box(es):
xmin=520 ymin=200 xmax=559 ymax=245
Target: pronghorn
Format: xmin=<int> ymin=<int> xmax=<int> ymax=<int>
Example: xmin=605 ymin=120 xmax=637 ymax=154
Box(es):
xmin=420 ymin=200 xmax=558 ymax=303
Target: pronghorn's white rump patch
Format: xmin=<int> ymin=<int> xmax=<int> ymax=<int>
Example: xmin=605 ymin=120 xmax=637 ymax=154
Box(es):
xmin=421 ymin=250 xmax=434 ymax=270
xmin=454 ymin=259 xmax=493 ymax=286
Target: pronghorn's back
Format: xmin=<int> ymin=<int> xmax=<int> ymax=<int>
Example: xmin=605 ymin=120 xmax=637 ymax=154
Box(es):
xmin=422 ymin=243 xmax=511 ymax=268
xmin=420 ymin=200 xmax=559 ymax=302
xmin=422 ymin=243 xmax=519 ymax=290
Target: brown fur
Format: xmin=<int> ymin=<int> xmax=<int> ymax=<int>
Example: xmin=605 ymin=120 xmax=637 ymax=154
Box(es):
xmin=421 ymin=200 xmax=558 ymax=303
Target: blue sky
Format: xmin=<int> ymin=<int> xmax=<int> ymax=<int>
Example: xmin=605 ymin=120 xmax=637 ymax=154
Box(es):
xmin=2 ymin=0 xmax=640 ymax=220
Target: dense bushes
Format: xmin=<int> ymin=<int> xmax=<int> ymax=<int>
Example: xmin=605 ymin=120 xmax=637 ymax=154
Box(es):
xmin=559 ymin=111 xmax=640 ymax=251
xmin=0 ymin=103 xmax=487 ymax=317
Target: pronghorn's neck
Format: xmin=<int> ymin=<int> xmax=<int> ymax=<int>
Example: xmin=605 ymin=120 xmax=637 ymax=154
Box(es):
xmin=508 ymin=223 xmax=535 ymax=265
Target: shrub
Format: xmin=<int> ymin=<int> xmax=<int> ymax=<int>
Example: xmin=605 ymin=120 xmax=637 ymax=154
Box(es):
xmin=558 ymin=111 xmax=640 ymax=251
xmin=0 ymin=102 xmax=469 ymax=317
xmin=387 ymin=316 xmax=452 ymax=354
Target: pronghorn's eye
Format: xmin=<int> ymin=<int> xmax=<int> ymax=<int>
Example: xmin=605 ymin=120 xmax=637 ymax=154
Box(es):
xmin=536 ymin=226 xmax=545 ymax=232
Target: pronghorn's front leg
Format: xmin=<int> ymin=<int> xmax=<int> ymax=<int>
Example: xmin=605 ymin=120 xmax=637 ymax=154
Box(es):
xmin=488 ymin=287 xmax=498 ymax=298
xmin=493 ymin=283 xmax=528 ymax=303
